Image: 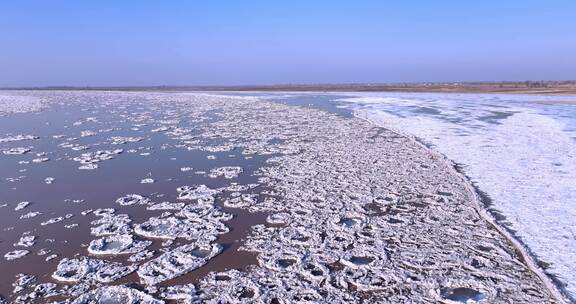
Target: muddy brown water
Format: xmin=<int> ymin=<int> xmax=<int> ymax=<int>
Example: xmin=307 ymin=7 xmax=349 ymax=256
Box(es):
xmin=0 ymin=103 xmax=273 ymax=301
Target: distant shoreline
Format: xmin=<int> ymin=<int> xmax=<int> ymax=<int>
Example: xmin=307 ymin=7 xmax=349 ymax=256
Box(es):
xmin=2 ymin=82 xmax=576 ymax=96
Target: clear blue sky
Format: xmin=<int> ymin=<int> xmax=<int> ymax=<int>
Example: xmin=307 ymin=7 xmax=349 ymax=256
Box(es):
xmin=1 ymin=1 xmax=575 ymax=86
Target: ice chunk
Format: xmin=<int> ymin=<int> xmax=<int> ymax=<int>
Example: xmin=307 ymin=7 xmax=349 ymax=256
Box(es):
xmin=160 ymin=284 xmax=198 ymax=302
xmin=0 ymin=134 xmax=38 ymax=143
xmin=4 ymin=250 xmax=29 ymax=260
xmin=79 ymin=163 xmax=99 ymax=170
xmin=20 ymin=211 xmax=41 ymax=219
xmin=88 ymin=234 xmax=151 ymax=255
xmin=14 ymin=234 xmax=36 ymax=247
xmin=147 ymin=201 xmax=185 ymax=211
xmin=2 ymin=147 xmax=31 ymax=155
xmin=15 ymin=201 xmax=30 ymax=211
xmin=72 ymin=285 xmax=163 ymax=304
xmin=208 ymin=166 xmax=243 ymax=179
xmin=116 ymin=194 xmax=150 ymax=206
xmin=128 ymin=250 xmax=155 ymax=263
xmin=12 ymin=274 xmax=36 ymax=294
xmin=137 ymin=243 xmax=222 ymax=285
xmin=91 ymin=213 xmax=132 ymax=236
xmin=52 ymin=257 xmax=136 ymax=283
xmin=32 ymin=157 xmax=50 ymax=163
xmin=176 ymin=185 xmax=219 ymax=201
xmin=41 ymin=216 xmax=64 ymax=225
xmin=141 ymin=178 xmax=155 ymax=184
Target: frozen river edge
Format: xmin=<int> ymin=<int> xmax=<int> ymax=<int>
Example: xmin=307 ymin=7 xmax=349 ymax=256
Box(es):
xmin=351 ymin=110 xmax=569 ymax=303
xmin=0 ymin=91 xmax=569 ymax=303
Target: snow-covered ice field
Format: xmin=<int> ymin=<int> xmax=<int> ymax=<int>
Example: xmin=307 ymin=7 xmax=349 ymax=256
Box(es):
xmin=327 ymin=92 xmax=576 ymax=296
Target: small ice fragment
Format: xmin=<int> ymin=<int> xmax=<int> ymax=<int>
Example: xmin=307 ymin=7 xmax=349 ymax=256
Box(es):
xmin=79 ymin=163 xmax=98 ymax=170
xmin=20 ymin=212 xmax=41 ymax=219
xmin=14 ymin=235 xmax=36 ymax=247
xmin=45 ymin=254 xmax=58 ymax=261
xmin=44 ymin=177 xmax=56 ymax=184
xmin=2 ymin=147 xmax=31 ymax=155
xmin=15 ymin=201 xmax=30 ymax=211
xmin=88 ymin=234 xmax=151 ymax=255
xmin=176 ymin=185 xmax=219 ymax=201
xmin=32 ymin=157 xmax=50 ymax=163
xmin=208 ymin=166 xmax=243 ymax=179
xmin=141 ymin=178 xmax=155 ymax=184
xmin=116 ymin=194 xmax=150 ymax=206
xmin=41 ymin=217 xmax=64 ymax=226
xmin=4 ymin=250 xmax=29 ymax=260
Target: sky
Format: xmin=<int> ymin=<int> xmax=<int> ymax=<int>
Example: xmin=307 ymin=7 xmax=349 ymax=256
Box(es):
xmin=0 ymin=1 xmax=575 ymax=86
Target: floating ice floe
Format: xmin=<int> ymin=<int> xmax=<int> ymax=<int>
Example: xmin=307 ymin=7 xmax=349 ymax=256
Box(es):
xmin=14 ymin=201 xmax=30 ymax=211
xmin=14 ymin=234 xmax=36 ymax=247
xmin=2 ymin=147 xmax=31 ymax=155
xmin=180 ymin=166 xmax=193 ymax=172
xmin=52 ymin=257 xmax=136 ymax=283
xmin=110 ymin=136 xmax=143 ymax=144
xmin=12 ymin=273 xmax=36 ymax=293
xmin=44 ymin=177 xmax=55 ymax=184
xmin=208 ymin=166 xmax=243 ymax=179
xmin=137 ymin=243 xmax=222 ymax=285
xmin=88 ymin=234 xmax=152 ymax=255
xmin=73 ymin=149 xmax=123 ymax=169
xmin=80 ymin=130 xmax=97 ymax=137
xmin=5 ymin=250 xmax=30 ymax=260
xmin=176 ymin=185 xmax=219 ymax=201
xmin=147 ymin=201 xmax=185 ymax=211
xmin=223 ymin=193 xmax=258 ymax=208
xmin=134 ymin=216 xmax=227 ymax=241
xmin=45 ymin=254 xmax=58 ymax=262
xmin=0 ymin=134 xmax=39 ymax=143
xmin=19 ymin=212 xmax=41 ymax=219
xmin=141 ymin=178 xmax=155 ymax=184
xmin=32 ymin=157 xmax=50 ymax=163
xmin=160 ymin=284 xmax=198 ymax=302
xmin=78 ymin=163 xmax=98 ymax=170
xmin=71 ymin=285 xmax=163 ymax=304
xmin=91 ymin=213 xmax=132 ymax=236
xmin=116 ymin=194 xmax=150 ymax=206
xmin=41 ymin=217 xmax=64 ymax=226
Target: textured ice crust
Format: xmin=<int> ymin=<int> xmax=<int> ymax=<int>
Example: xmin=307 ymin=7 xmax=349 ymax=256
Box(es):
xmin=72 ymin=286 xmax=163 ymax=304
xmin=52 ymin=257 xmax=136 ymax=283
xmin=137 ymin=243 xmax=222 ymax=285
